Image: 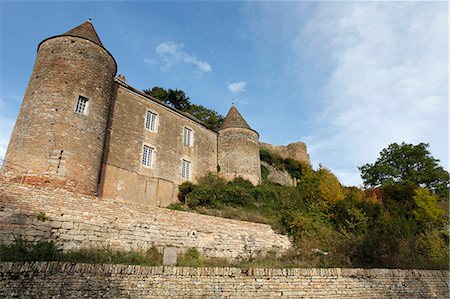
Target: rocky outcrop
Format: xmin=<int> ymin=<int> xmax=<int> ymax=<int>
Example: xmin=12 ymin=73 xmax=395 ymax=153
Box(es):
xmin=261 ymin=161 xmax=295 ymax=187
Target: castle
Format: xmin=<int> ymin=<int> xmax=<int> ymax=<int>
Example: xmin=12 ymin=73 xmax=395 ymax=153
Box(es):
xmin=3 ymin=20 xmax=308 ymax=207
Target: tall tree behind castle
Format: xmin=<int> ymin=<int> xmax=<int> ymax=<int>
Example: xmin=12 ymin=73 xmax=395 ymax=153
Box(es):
xmin=144 ymin=87 xmax=224 ymax=131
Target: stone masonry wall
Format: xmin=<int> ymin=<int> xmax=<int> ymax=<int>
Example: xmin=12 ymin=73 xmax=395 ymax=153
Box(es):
xmin=0 ymin=175 xmax=290 ymax=259
xmin=100 ymin=80 xmax=218 ymax=207
xmin=260 ymin=141 xmax=311 ymax=165
xmin=0 ymin=262 xmax=448 ymax=298
xmin=4 ymin=36 xmax=116 ymax=195
xmin=218 ymin=127 xmax=261 ymax=185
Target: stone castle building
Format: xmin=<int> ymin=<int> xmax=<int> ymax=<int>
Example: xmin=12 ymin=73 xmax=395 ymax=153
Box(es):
xmin=3 ymin=21 xmax=308 ymax=207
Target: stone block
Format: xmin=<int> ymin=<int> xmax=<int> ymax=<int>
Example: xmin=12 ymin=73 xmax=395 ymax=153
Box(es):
xmin=163 ymin=247 xmax=178 ymax=266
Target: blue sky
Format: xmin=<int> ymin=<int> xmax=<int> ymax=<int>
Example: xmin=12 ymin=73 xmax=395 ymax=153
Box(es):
xmin=0 ymin=1 xmax=448 ymax=186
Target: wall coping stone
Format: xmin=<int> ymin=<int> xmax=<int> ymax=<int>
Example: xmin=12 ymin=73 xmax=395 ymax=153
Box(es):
xmin=0 ymin=262 xmax=448 ymax=278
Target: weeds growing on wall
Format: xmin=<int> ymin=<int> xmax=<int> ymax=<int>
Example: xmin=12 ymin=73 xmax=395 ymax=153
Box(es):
xmin=0 ymin=241 xmax=163 ymax=266
xmin=172 ymin=149 xmax=449 ymax=270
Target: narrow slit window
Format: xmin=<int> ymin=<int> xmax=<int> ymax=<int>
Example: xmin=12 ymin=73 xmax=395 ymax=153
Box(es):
xmin=75 ymin=96 xmax=88 ymax=114
xmin=182 ymin=159 xmax=191 ymax=179
xmin=145 ymin=111 xmax=157 ymax=131
xmin=183 ymin=127 xmax=192 ymax=146
xmin=142 ymin=145 xmax=154 ymax=167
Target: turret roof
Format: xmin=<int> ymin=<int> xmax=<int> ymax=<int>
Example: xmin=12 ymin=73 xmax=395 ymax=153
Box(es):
xmin=220 ymin=105 xmax=252 ymax=130
xmin=63 ymin=20 xmax=103 ymax=47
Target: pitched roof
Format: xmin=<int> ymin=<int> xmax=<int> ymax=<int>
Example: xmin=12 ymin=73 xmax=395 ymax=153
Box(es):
xmin=220 ymin=105 xmax=252 ymax=130
xmin=63 ymin=20 xmax=103 ymax=47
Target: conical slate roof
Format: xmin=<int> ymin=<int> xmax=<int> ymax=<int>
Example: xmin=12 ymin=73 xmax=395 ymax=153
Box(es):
xmin=63 ymin=20 xmax=103 ymax=47
xmin=220 ymin=105 xmax=252 ymax=130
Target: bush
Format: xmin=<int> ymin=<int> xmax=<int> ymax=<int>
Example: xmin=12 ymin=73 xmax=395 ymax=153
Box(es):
xmin=186 ymin=187 xmax=218 ymax=208
xmin=178 ymin=181 xmax=195 ymax=202
xmin=167 ymin=202 xmax=186 ymax=211
xmin=179 ymin=247 xmax=203 ymax=267
xmin=0 ymin=240 xmax=58 ymax=262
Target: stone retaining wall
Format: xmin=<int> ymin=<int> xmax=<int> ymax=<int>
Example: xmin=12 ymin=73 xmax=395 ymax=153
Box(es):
xmin=0 ymin=176 xmax=290 ymax=259
xmin=0 ymin=262 xmax=448 ymax=298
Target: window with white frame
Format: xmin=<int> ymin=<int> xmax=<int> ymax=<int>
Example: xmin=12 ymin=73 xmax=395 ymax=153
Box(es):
xmin=183 ymin=127 xmax=192 ymax=146
xmin=142 ymin=145 xmax=154 ymax=167
xmin=75 ymin=96 xmax=88 ymax=114
xmin=182 ymin=159 xmax=191 ymax=179
xmin=145 ymin=111 xmax=157 ymax=132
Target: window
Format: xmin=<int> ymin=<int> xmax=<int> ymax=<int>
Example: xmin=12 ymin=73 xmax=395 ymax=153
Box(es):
xmin=75 ymin=96 xmax=88 ymax=114
xmin=145 ymin=111 xmax=157 ymax=132
xmin=182 ymin=159 xmax=191 ymax=179
xmin=183 ymin=127 xmax=192 ymax=146
xmin=142 ymin=145 xmax=154 ymax=167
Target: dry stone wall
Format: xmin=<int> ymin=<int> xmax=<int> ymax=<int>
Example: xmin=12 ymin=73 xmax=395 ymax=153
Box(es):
xmin=0 ymin=262 xmax=448 ymax=298
xmin=0 ymin=175 xmax=290 ymax=259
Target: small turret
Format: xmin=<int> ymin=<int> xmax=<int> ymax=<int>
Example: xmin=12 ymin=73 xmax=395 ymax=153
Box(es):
xmin=217 ymin=105 xmax=261 ymax=185
xmin=4 ymin=20 xmax=117 ymax=194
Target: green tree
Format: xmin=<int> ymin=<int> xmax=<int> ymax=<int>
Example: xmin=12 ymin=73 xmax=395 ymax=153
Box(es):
xmin=359 ymin=142 xmax=449 ymax=197
xmin=185 ymin=104 xmax=224 ymax=131
xmin=411 ymin=188 xmax=445 ymax=228
xmin=143 ymin=86 xmax=224 ymax=130
xmin=144 ymin=87 xmax=190 ymax=110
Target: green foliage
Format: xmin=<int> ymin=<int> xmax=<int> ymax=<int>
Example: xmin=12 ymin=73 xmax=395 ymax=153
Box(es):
xmin=359 ymin=142 xmax=449 ymax=197
xmin=179 ymin=247 xmax=204 ymax=267
xmin=0 ymin=240 xmax=162 ymax=266
xmin=143 ymin=86 xmax=224 ymax=131
xmin=0 ymin=240 xmax=58 ymax=262
xmin=316 ymin=166 xmax=346 ymax=204
xmin=143 ymin=86 xmax=190 ymax=110
xmin=260 ymin=149 xmax=311 ymax=183
xmin=176 ymin=165 xmax=448 ymax=269
xmin=185 ymin=103 xmax=224 ymax=131
xmin=178 ymin=181 xmax=195 ymax=202
xmin=61 ymin=246 xmax=162 ymax=266
xmin=259 ymin=148 xmax=283 ymax=167
xmin=167 ymin=202 xmax=186 ymax=211
xmin=36 ymin=211 xmax=49 ymax=222
xmin=261 ymin=165 xmax=269 ymax=182
xmin=411 ymin=188 xmax=445 ymax=228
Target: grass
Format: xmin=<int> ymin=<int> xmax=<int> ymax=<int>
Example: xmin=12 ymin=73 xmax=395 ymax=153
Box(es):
xmin=0 ymin=240 xmax=349 ymax=269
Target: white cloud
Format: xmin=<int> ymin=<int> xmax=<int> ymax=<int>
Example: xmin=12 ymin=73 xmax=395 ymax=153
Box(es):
xmin=143 ymin=58 xmax=156 ymax=66
xmin=299 ymin=2 xmax=448 ymax=186
xmin=228 ymin=81 xmax=247 ymax=94
xmin=155 ymin=42 xmax=212 ymax=72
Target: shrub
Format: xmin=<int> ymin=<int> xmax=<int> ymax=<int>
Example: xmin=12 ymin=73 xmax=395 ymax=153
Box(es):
xmin=178 ymin=181 xmax=195 ymax=202
xmin=186 ymin=187 xmax=218 ymax=208
xmin=167 ymin=202 xmax=186 ymax=211
xmin=36 ymin=211 xmax=49 ymax=222
xmin=179 ymin=247 xmax=203 ymax=267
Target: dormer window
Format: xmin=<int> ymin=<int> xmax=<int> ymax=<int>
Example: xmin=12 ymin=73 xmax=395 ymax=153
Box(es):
xmin=145 ymin=110 xmax=157 ymax=132
xmin=75 ymin=96 xmax=88 ymax=114
xmin=183 ymin=127 xmax=192 ymax=147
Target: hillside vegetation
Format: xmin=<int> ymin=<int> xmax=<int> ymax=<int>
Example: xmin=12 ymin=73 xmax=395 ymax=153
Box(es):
xmin=170 ymin=144 xmax=449 ymax=270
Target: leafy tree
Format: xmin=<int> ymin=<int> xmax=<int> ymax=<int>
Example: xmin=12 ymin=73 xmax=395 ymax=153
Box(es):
xmin=359 ymin=142 xmax=449 ymax=197
xmin=411 ymin=188 xmax=445 ymax=228
xmin=143 ymin=86 xmax=224 ymax=130
xmin=143 ymin=86 xmax=190 ymax=110
xmin=317 ymin=166 xmax=346 ymax=204
xmin=185 ymin=104 xmax=224 ymax=131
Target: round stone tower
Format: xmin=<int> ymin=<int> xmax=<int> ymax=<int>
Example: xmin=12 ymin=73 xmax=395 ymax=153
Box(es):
xmin=4 ymin=20 xmax=117 ymax=194
xmin=218 ymin=105 xmax=261 ymax=185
